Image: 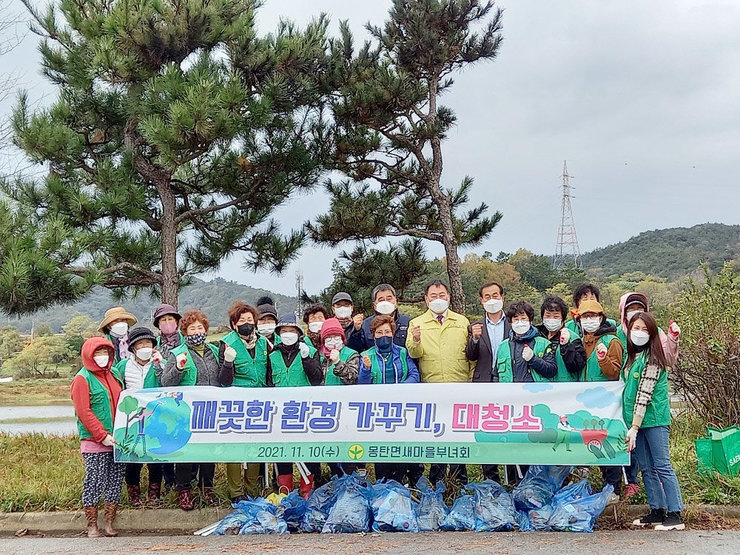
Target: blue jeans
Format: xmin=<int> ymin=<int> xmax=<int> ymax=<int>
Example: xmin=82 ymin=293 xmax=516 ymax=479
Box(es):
xmin=635 ymin=426 xmax=684 ymax=512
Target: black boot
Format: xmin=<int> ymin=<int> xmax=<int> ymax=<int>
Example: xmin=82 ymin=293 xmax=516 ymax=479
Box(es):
xmin=655 ymin=512 xmax=685 ymax=531
xmin=632 ymin=508 xmax=666 ymax=527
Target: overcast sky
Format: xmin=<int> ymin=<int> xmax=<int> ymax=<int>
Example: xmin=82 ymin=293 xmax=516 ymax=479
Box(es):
xmin=1 ymin=0 xmax=739 ymax=296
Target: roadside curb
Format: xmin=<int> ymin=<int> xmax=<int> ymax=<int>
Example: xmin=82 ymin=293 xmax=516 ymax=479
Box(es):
xmin=1 ymin=504 xmax=738 ymax=535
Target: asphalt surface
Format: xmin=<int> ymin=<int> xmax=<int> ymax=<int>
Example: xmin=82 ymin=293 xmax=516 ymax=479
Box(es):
xmin=2 ymin=530 xmax=739 ymax=554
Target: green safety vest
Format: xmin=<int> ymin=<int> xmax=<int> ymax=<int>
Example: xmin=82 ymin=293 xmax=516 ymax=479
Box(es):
xmin=582 ymin=334 xmax=620 ymax=382
xmin=622 ymin=351 xmax=671 ymax=428
xmin=221 ymin=331 xmax=269 ymax=387
xmin=496 ymin=336 xmax=553 ymax=383
xmin=74 ymin=367 xmax=124 ymax=440
xmin=115 ymin=358 xmax=159 ymax=389
xmin=324 ymin=346 xmax=357 ymax=386
xmin=551 ymin=333 xmax=580 ymax=382
xmin=362 ymin=347 xmax=410 ymax=384
xmin=269 ymin=344 xmax=317 ymax=387
xmin=169 ymin=342 xmax=220 ymax=386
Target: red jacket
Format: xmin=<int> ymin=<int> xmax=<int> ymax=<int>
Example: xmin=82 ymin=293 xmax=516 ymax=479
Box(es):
xmin=70 ymin=337 xmax=122 ymax=442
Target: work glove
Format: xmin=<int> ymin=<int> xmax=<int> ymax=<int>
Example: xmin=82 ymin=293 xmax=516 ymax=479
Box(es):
xmin=522 ymin=345 xmax=534 ymax=362
xmin=176 ymin=353 xmax=188 ymax=369
xmin=102 ymin=434 xmax=116 ymax=447
xmin=668 ymin=320 xmax=680 ymax=339
xmin=151 ymin=349 xmax=163 ymax=365
xmin=299 ymin=342 xmax=310 ymax=359
xmin=595 ymin=342 xmax=608 ymax=361
xmin=559 ymin=328 xmax=571 ymax=345
xmin=224 ymin=345 xmax=237 ymax=363
xmin=625 ymin=426 xmax=639 ymax=452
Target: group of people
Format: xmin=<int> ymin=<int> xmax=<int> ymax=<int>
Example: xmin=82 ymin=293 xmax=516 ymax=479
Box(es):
xmin=70 ymin=280 xmax=686 ymax=537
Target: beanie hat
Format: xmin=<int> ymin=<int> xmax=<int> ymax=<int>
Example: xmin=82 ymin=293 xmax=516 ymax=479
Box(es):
xmin=624 ymin=294 xmax=647 ymax=310
xmin=128 ymin=326 xmax=157 ymax=348
xmin=320 ymin=317 xmax=346 ymax=342
xmin=577 ymin=299 xmax=604 ymax=317
xmin=257 ymin=302 xmax=278 ymax=320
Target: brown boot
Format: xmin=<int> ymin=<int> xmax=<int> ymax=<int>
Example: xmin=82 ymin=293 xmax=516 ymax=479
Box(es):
xmin=84 ymin=506 xmax=100 ymax=538
xmin=126 ymin=484 xmax=142 ymax=507
xmin=147 ymin=482 xmax=161 ymax=505
xmin=103 ymin=503 xmax=118 ymax=537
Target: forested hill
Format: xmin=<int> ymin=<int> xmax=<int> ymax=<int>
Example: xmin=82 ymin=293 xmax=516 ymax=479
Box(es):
xmin=581 ymin=223 xmax=740 ymax=280
xmin=3 ymin=278 xmax=297 ymax=333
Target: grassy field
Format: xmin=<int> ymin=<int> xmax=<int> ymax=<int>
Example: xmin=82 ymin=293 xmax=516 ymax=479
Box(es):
xmin=0 ymin=413 xmax=737 ymax=513
xmin=0 ymin=378 xmax=73 ymax=405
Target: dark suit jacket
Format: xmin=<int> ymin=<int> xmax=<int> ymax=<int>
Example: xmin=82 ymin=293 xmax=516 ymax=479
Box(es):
xmin=465 ymin=316 xmax=511 ymax=382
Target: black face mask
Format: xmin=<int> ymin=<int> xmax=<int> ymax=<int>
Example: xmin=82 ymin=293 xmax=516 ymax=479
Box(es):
xmin=237 ymin=323 xmax=255 ymax=337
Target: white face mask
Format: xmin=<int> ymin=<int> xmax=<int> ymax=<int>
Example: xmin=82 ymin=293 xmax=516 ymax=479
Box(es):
xmin=511 ymin=320 xmax=531 ymax=335
xmin=334 ymin=306 xmax=352 ymax=319
xmin=257 ymin=323 xmax=276 ymax=336
xmin=135 ymin=347 xmax=153 ymax=361
xmin=630 ymin=330 xmax=650 ymax=346
xmin=325 ymin=337 xmax=344 ymax=350
xmin=581 ymin=317 xmax=602 ymax=333
xmin=543 ymin=318 xmax=562 ymax=332
xmin=280 ymin=332 xmax=299 ymax=346
xmin=93 ymin=354 xmax=110 ymax=368
xmin=483 ymin=299 xmax=504 ymax=314
xmin=375 ymin=300 xmax=396 ymax=315
xmin=110 ymin=322 xmax=129 ymax=337
xmin=308 ymin=321 xmax=323 ymax=333
xmin=428 ymin=298 xmax=449 ymax=314
xmin=626 ymin=310 xmax=640 ymax=323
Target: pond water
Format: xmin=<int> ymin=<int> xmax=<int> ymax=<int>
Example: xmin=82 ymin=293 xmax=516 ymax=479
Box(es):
xmin=0 ymin=405 xmax=77 ymax=436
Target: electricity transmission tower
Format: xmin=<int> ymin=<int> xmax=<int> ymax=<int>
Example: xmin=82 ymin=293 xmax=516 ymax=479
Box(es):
xmin=552 ymin=161 xmax=582 ymax=270
xmin=295 ymin=270 xmax=304 ymax=320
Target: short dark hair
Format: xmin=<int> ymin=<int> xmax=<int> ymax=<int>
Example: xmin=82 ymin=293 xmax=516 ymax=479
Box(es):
xmin=302 ymin=304 xmax=329 ymax=324
xmin=540 ymin=296 xmax=568 ymax=320
xmin=227 ymin=300 xmax=259 ymax=328
xmin=505 ymin=300 xmax=535 ymax=322
xmin=479 ymin=281 xmax=504 ymax=297
xmin=573 ymin=283 xmax=601 ymax=307
xmin=424 ymin=280 xmax=450 ymax=295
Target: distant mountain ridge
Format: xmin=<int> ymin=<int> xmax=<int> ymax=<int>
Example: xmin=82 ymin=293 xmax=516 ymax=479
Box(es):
xmin=3 ymin=277 xmax=297 ymax=333
xmin=580 ymin=223 xmax=740 ymax=279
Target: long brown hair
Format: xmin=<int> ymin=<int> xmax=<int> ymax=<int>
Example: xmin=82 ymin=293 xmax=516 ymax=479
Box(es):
xmin=626 ymin=311 xmax=667 ymax=368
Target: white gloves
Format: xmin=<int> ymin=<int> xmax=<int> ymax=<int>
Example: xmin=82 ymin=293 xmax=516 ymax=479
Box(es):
xmin=176 ymin=353 xmax=188 ymax=369
xmin=102 ymin=434 xmax=116 ymax=447
xmin=329 ymin=349 xmax=340 ymax=363
xmin=595 ymin=342 xmax=608 ymax=360
xmin=224 ymin=345 xmax=237 ymax=363
xmin=559 ymin=327 xmax=571 ymax=344
xmin=151 ymin=349 xmax=164 ymax=365
xmin=299 ymin=342 xmax=310 ymax=358
xmin=625 ymin=426 xmax=639 ymax=452
xmin=522 ymin=345 xmax=534 ymax=362
xmin=668 ymin=321 xmax=681 ymax=338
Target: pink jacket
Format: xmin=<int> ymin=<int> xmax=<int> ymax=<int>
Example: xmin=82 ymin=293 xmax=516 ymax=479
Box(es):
xmin=618 ymin=292 xmax=679 ymax=367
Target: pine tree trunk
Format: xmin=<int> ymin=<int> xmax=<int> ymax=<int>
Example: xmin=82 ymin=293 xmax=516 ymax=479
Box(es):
xmin=437 ymin=199 xmax=466 ymax=313
xmin=158 ymin=182 xmax=179 ymax=308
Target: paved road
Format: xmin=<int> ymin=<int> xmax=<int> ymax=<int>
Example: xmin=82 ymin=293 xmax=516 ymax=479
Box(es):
xmin=2 ymin=530 xmax=738 ymax=554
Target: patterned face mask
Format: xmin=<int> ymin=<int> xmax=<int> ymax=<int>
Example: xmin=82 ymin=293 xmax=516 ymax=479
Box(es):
xmin=186 ymin=332 xmax=207 ymax=347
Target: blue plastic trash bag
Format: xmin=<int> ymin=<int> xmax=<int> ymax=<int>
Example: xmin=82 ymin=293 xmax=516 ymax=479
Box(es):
xmin=552 ymin=479 xmax=592 ymax=507
xmin=547 ymin=484 xmax=613 ymax=533
xmin=321 ymin=475 xmax=372 ymax=534
xmin=416 ymin=477 xmax=449 ymax=532
xmin=517 ymin=510 xmax=534 ymax=532
xmin=440 ymin=494 xmax=475 ymax=531
xmin=468 ymin=480 xmax=518 ymax=532
xmin=370 ymin=479 xmax=419 ymax=532
xmin=280 ymin=490 xmax=308 ymax=532
xmin=301 ymin=475 xmax=348 ymax=533
xmin=528 ymin=505 xmax=554 ymax=531
xmin=212 ymin=509 xmax=252 ymax=535
xmin=213 ymin=498 xmax=288 ymax=535
xmin=513 ymin=465 xmax=573 ymax=511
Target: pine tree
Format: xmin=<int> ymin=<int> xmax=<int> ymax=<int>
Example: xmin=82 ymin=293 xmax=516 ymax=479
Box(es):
xmin=308 ymin=0 xmax=504 ymax=311
xmin=5 ymin=0 xmax=332 ymax=310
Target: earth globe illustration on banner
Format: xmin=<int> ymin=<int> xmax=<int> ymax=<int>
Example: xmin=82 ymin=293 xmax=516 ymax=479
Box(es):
xmin=144 ymin=393 xmax=192 ymax=455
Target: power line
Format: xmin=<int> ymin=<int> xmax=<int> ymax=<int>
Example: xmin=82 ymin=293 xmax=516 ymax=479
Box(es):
xmin=552 ymin=160 xmax=582 ymax=270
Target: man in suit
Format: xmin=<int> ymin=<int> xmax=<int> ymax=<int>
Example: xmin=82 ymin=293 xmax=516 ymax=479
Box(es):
xmin=465 ymin=281 xmax=519 ymax=484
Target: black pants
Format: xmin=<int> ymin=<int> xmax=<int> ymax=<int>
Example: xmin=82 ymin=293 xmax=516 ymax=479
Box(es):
xmin=481 ymin=464 xmax=527 ymax=485
xmin=125 ymin=463 xmax=163 ymax=487
xmin=601 ymin=465 xmax=622 ymax=494
xmin=161 ymin=463 xmax=175 ymax=487
xmin=175 ymin=463 xmax=215 ymax=490
xmin=375 ymin=463 xmax=425 ymax=486
xmin=429 ymin=463 xmax=468 ymax=485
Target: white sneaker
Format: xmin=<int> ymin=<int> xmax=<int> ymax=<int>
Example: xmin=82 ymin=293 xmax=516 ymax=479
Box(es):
xmin=606 ymin=492 xmax=620 ymax=506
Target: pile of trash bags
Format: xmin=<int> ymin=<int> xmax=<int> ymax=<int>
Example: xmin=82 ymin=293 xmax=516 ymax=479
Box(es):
xmin=202 ymin=467 xmax=614 ymax=535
